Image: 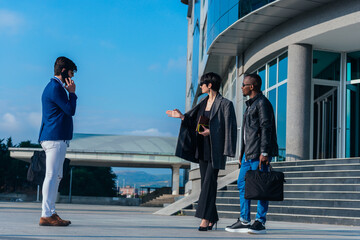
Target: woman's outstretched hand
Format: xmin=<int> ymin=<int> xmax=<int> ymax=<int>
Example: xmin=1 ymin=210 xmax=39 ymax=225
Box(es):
xmin=166 ymin=109 xmax=184 ymax=120
xmin=199 ymin=126 xmax=210 ymax=136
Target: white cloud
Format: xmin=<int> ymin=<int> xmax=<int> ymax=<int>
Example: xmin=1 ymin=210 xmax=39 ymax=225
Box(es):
xmin=166 ymin=56 xmax=186 ymax=72
xmin=148 ymin=63 xmax=161 ymax=71
xmin=147 ymin=56 xmax=186 ymax=73
xmin=0 ymin=111 xmax=43 ymax=143
xmin=0 ymin=9 xmax=24 ymax=34
xmin=0 ymin=113 xmax=19 ymax=131
xmin=124 ymin=128 xmax=173 ymax=137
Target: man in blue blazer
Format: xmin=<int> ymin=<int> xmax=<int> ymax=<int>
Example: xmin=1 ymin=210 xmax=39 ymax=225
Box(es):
xmin=38 ymin=56 xmax=77 ymax=226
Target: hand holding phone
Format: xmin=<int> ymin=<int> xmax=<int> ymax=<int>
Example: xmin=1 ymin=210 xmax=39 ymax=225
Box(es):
xmin=64 ymin=77 xmax=76 ymax=93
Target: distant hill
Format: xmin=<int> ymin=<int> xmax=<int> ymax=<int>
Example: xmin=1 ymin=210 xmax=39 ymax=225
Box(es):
xmin=114 ymin=170 xmax=184 ymax=188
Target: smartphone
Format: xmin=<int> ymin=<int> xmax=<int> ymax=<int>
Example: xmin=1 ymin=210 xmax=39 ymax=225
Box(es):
xmin=61 ymin=70 xmax=69 ymax=86
xmin=61 ymin=69 xmax=69 ymax=79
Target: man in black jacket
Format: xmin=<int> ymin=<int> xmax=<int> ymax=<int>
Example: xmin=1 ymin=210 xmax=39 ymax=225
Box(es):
xmin=225 ymin=74 xmax=278 ymax=234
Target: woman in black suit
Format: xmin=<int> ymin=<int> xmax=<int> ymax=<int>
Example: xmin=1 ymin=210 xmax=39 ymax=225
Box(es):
xmin=166 ymin=72 xmax=237 ymax=231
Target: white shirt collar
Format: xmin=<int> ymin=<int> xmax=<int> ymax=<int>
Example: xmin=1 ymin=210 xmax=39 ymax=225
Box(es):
xmin=53 ymin=76 xmax=66 ymax=88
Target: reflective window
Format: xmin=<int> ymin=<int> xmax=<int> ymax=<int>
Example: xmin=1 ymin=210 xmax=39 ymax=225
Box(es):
xmin=253 ymin=52 xmax=288 ymax=161
xmin=207 ymin=0 xmax=275 ymax=53
xmin=313 ymin=50 xmax=340 ymax=80
xmin=201 ymin=18 xmax=207 ymax=60
xmin=347 ymin=51 xmax=360 ymax=80
xmin=258 ymin=66 xmax=266 ymax=91
xmin=268 ymin=89 xmax=276 ymax=115
xmin=191 ymin=22 xmax=200 ymax=103
xmin=191 ymin=1 xmax=201 ymax=106
xmin=190 ymin=83 xmax=195 ymax=104
xmin=277 ymin=83 xmax=287 ymax=161
xmin=313 ymin=85 xmax=338 ymax=159
xmin=346 ymin=83 xmax=360 ymax=157
xmin=268 ymin=59 xmax=277 ymax=87
xmin=278 ymin=53 xmax=288 ymax=82
xmin=239 ymin=0 xmax=275 ymax=18
xmin=228 ymin=1 xmax=239 ymax=24
xmin=231 ymin=70 xmax=237 ymax=103
xmin=223 ymin=78 xmax=229 ymax=98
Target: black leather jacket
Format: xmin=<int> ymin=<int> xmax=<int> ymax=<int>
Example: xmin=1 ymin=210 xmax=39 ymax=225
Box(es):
xmin=240 ymin=92 xmax=278 ymax=160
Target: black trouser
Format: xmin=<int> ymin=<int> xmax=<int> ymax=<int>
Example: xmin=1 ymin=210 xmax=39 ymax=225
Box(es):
xmin=195 ymin=160 xmax=219 ymax=223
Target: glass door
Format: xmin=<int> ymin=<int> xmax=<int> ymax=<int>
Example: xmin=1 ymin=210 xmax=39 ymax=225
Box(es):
xmin=313 ymin=84 xmax=339 ymax=159
xmin=311 ymin=50 xmax=341 ymax=159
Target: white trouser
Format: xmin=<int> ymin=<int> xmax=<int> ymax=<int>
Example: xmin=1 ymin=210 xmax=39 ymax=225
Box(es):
xmin=41 ymin=140 xmax=67 ymax=217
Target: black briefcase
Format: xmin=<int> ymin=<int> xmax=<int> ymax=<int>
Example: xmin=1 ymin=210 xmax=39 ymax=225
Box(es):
xmin=244 ymin=165 xmax=285 ymax=201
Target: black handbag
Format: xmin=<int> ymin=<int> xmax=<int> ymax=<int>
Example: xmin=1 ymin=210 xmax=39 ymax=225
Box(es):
xmin=244 ymin=164 xmax=285 ymax=201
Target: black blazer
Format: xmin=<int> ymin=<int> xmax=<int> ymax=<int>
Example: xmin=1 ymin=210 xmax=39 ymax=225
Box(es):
xmin=175 ymin=94 xmax=237 ymax=170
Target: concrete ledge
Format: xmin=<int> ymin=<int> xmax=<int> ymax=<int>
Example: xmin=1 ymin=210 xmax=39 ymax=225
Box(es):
xmin=0 ymin=193 xmax=35 ymax=202
xmin=58 ymin=195 xmax=140 ymax=206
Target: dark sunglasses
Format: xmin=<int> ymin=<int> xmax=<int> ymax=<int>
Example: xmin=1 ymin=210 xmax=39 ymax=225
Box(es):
xmin=242 ymin=83 xmax=252 ymax=87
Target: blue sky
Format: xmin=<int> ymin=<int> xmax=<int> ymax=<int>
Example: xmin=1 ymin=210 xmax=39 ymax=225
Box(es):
xmin=0 ymin=0 xmax=188 ymax=147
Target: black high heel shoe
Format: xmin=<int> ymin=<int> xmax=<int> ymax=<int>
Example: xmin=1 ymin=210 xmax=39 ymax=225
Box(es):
xmin=208 ymin=221 xmax=217 ymax=230
xmin=198 ymin=226 xmax=208 ymax=231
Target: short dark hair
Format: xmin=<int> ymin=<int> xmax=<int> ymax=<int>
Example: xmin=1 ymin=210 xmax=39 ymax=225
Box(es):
xmin=54 ymin=56 xmax=77 ymax=75
xmin=200 ymin=72 xmax=222 ymax=92
xmin=245 ymin=73 xmax=262 ymax=92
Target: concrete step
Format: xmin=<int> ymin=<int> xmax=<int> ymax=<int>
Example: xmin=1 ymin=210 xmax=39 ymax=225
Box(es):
xmin=181 ymin=158 xmax=360 ymax=226
xmin=212 ymin=204 xmax=360 ymax=218
xmin=141 ymin=203 xmax=164 ymax=207
xmin=216 ymin=197 xmax=360 ymax=208
xmin=223 ymin=184 xmax=237 ymax=190
xmin=284 ymin=191 xmax=360 ymax=199
xmin=141 ymin=194 xmax=179 ymax=207
xmin=223 ymin=183 xmax=360 ymax=191
xmin=284 ymin=184 xmax=360 ymax=192
xmin=270 ymin=199 xmax=360 ymax=208
xmin=217 ymin=190 xmax=239 ymax=198
xmin=224 ymin=177 xmax=360 ymax=188
xmin=156 ymin=194 xmax=177 ymax=199
xmin=181 ymin=209 xmax=360 ymax=225
xmin=283 ymin=170 xmax=360 ymax=177
xmin=150 ymin=199 xmax=175 ymax=203
xmin=218 ymin=189 xmax=360 ymax=199
xmin=274 ymin=164 xmax=360 ymax=172
xmin=272 ymin=158 xmax=360 ymax=167
xmin=285 ymin=177 xmax=360 ymax=184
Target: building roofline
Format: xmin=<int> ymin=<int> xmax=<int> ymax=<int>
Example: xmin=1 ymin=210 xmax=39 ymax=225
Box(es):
xmin=207 ymin=0 xmax=336 ymax=56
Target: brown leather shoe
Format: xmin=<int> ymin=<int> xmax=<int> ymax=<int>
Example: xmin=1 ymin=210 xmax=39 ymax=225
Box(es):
xmin=52 ymin=213 xmax=71 ymax=225
xmin=39 ymin=215 xmax=69 ymax=226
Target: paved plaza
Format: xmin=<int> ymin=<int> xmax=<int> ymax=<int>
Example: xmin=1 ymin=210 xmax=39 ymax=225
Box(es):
xmin=0 ymin=202 xmax=359 ymax=240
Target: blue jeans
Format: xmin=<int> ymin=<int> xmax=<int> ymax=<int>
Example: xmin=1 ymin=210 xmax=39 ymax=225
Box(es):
xmin=237 ymin=155 xmax=272 ymax=224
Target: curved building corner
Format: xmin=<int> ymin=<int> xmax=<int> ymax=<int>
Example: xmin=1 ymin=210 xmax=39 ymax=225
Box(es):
xmin=180 ymin=0 xmax=360 ymax=220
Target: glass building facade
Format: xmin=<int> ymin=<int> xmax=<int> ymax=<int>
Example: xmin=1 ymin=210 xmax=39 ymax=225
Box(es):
xmin=346 ymin=51 xmax=360 ymax=157
xmin=207 ymin=0 xmax=275 ymax=52
xmin=254 ymin=52 xmax=288 ymax=161
xmin=190 ymin=0 xmax=201 ymax=104
xmin=191 ymin=0 xmax=276 ymax=105
xmin=311 ymin=50 xmax=360 ymax=159
xmin=186 ymin=0 xmax=360 ymax=162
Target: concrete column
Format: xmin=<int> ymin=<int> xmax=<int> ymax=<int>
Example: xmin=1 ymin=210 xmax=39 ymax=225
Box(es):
xmin=171 ymin=165 xmax=181 ymax=195
xmin=286 ymin=44 xmax=312 ymax=161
